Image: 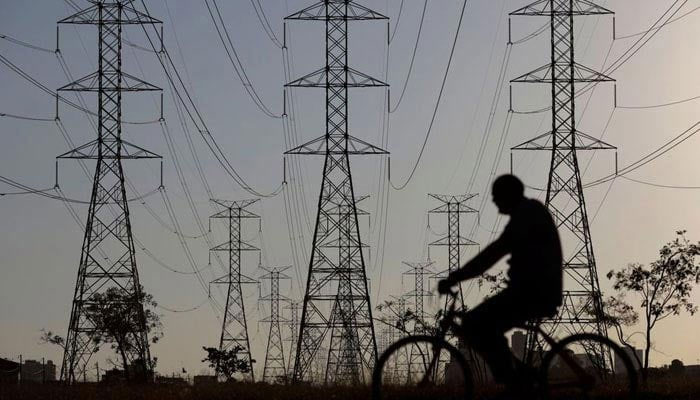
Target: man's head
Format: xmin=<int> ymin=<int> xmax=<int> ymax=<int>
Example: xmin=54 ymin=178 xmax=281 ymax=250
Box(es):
xmin=492 ymin=174 xmax=525 ymax=215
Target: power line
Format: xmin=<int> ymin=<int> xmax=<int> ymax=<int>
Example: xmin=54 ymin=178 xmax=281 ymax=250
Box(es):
xmin=0 ymin=33 xmax=54 ymax=53
xmin=204 ymin=0 xmax=282 ymax=118
xmin=389 ymin=0 xmax=427 ymax=113
xmin=619 ymin=175 xmax=700 ymax=190
xmin=617 ymin=94 xmax=700 ymax=109
xmin=604 ymin=0 xmax=688 ymax=76
xmin=516 ymin=0 xmax=690 ymax=115
xmin=157 ymin=298 xmax=210 ymax=313
xmin=615 ymin=4 xmax=700 ymax=40
xmin=136 ymin=0 xmax=284 ymax=198
xmin=250 ymin=0 xmax=283 ymax=49
xmin=445 ymin=0 xmax=508 ymax=190
xmin=390 ymin=0 xmax=470 ymax=191
xmin=0 ymin=112 xmax=54 ymax=122
xmin=0 ymin=52 xmax=159 ymax=125
xmin=0 ymin=175 xmax=160 ymax=204
xmin=585 ymin=119 xmax=700 ymax=188
xmin=388 ymin=0 xmax=406 ymax=44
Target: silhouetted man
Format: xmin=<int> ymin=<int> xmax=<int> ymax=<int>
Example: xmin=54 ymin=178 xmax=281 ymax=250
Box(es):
xmin=438 ymin=174 xmax=563 ymax=388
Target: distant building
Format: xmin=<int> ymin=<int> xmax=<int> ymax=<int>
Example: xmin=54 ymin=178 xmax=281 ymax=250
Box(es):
xmin=155 ymin=375 xmax=187 ymax=385
xmin=684 ymin=364 xmax=700 ymax=378
xmin=0 ymin=358 xmax=19 ymax=384
xmin=21 ymin=359 xmax=56 ymax=383
xmin=511 ymin=331 xmax=527 ymax=361
xmin=615 ymin=347 xmax=643 ymax=372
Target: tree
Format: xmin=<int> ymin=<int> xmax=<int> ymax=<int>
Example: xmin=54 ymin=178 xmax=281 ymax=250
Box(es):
xmin=39 ymin=329 xmax=66 ymax=351
xmin=202 ymin=346 xmax=253 ymax=381
xmin=669 ymin=359 xmax=685 ymax=376
xmin=607 ymin=230 xmax=700 ymax=378
xmin=478 ymin=271 xmax=508 ymax=295
xmin=587 ymin=295 xmax=643 ymax=371
xmin=83 ymin=286 xmax=163 ymax=379
xmin=598 ymin=295 xmax=639 ymax=351
xmin=41 ymin=286 xmax=162 ymax=381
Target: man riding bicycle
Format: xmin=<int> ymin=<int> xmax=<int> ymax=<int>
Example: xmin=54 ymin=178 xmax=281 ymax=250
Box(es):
xmin=437 ymin=174 xmax=563 ymax=389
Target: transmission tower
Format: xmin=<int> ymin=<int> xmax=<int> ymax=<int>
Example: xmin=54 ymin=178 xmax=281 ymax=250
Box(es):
xmin=260 ymin=267 xmax=292 ymax=383
xmin=428 ymin=194 xmax=478 ymax=311
xmin=402 ymin=261 xmax=436 ymax=380
xmin=379 ymin=295 xmax=409 ymax=382
xmin=402 ymin=261 xmax=435 ymax=334
xmin=209 ymin=199 xmax=260 ymax=381
xmin=284 ymin=300 xmax=302 ymax=375
xmin=509 ymin=0 xmax=616 ymax=364
xmin=285 ymin=0 xmax=388 ymax=384
xmin=56 ymin=1 xmax=162 ymax=383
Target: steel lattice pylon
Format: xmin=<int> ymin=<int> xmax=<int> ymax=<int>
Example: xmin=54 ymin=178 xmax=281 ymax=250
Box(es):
xmin=402 ymin=261 xmax=435 ymax=380
xmin=261 ymin=267 xmax=292 ymax=383
xmin=428 ymin=194 xmax=478 ymax=311
xmin=383 ymin=295 xmax=408 ymax=382
xmin=57 ymin=1 xmax=162 ymax=383
xmin=510 ymin=0 xmax=616 ymax=365
xmin=285 ymin=0 xmax=388 ymax=384
xmin=427 ymin=195 xmax=488 ymax=381
xmin=402 ymin=261 xmax=435 ymax=334
xmin=284 ymin=301 xmax=302 ymax=375
xmin=209 ymin=199 xmax=260 ymax=382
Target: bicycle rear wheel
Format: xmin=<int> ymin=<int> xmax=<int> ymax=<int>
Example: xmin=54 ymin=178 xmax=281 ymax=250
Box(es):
xmin=540 ymin=333 xmax=638 ymax=399
xmin=372 ymin=335 xmax=473 ymax=400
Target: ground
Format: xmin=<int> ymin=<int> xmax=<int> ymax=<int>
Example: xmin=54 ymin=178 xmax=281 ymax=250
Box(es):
xmin=1 ymin=379 xmax=699 ymax=400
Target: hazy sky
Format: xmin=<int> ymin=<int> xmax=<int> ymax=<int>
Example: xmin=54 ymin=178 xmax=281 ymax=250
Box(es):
xmin=2 ymin=0 xmax=700 ymax=378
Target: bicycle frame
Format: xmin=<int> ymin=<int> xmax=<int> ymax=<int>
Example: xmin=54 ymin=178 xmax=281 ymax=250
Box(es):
xmin=437 ymin=291 xmax=593 ymax=387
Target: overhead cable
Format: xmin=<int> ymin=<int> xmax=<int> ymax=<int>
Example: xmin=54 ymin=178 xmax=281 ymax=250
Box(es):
xmin=389 ymin=0 xmax=406 ymax=44
xmin=204 ymin=0 xmax=282 ymax=118
xmin=619 ymin=175 xmax=700 ymax=190
xmin=0 ymin=33 xmax=54 ymax=53
xmin=585 ymin=119 xmax=700 ymax=188
xmin=0 ymin=112 xmax=54 ymax=122
xmin=250 ymin=0 xmax=283 ymax=49
xmin=617 ymin=94 xmax=700 ymax=110
xmin=389 ymin=0 xmax=427 ymax=113
xmin=136 ymin=0 xmax=283 ymax=198
xmin=390 ymin=0 xmax=470 ymax=191
xmin=0 ymin=52 xmax=159 ymax=125
xmin=615 ymin=4 xmax=700 ymax=40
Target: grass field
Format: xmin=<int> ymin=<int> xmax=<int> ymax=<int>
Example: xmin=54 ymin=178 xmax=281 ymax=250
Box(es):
xmin=1 ymin=378 xmax=699 ymax=400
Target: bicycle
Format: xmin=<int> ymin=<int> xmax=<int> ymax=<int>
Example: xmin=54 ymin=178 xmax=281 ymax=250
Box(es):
xmin=372 ymin=290 xmax=638 ymax=399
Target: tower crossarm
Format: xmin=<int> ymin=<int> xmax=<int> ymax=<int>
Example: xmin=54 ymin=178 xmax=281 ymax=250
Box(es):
xmin=510 ymin=0 xmax=612 ymax=16
xmin=511 ymin=130 xmax=616 ymax=151
xmin=58 ymin=2 xmax=162 ymax=25
xmin=285 ymin=1 xmax=387 ymax=21
xmin=511 ymin=62 xmax=614 ymax=84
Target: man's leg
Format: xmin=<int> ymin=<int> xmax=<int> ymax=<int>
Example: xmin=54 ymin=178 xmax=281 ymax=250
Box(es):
xmin=458 ymin=292 xmax=527 ymax=385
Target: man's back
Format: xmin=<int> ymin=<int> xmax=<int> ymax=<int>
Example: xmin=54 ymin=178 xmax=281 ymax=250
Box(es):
xmin=502 ymin=198 xmax=563 ymax=309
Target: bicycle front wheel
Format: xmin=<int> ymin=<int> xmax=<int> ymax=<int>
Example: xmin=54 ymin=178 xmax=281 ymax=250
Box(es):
xmin=540 ymin=333 xmax=639 ymax=399
xmin=372 ymin=335 xmax=473 ymax=400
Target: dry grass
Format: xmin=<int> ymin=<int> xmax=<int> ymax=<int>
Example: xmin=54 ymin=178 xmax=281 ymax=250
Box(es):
xmin=1 ymin=378 xmax=699 ymax=400
xmin=0 ymin=382 xmax=369 ymax=400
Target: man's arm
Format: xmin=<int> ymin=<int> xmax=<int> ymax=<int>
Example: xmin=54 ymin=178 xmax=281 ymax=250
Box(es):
xmin=444 ymin=236 xmax=509 ymax=285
